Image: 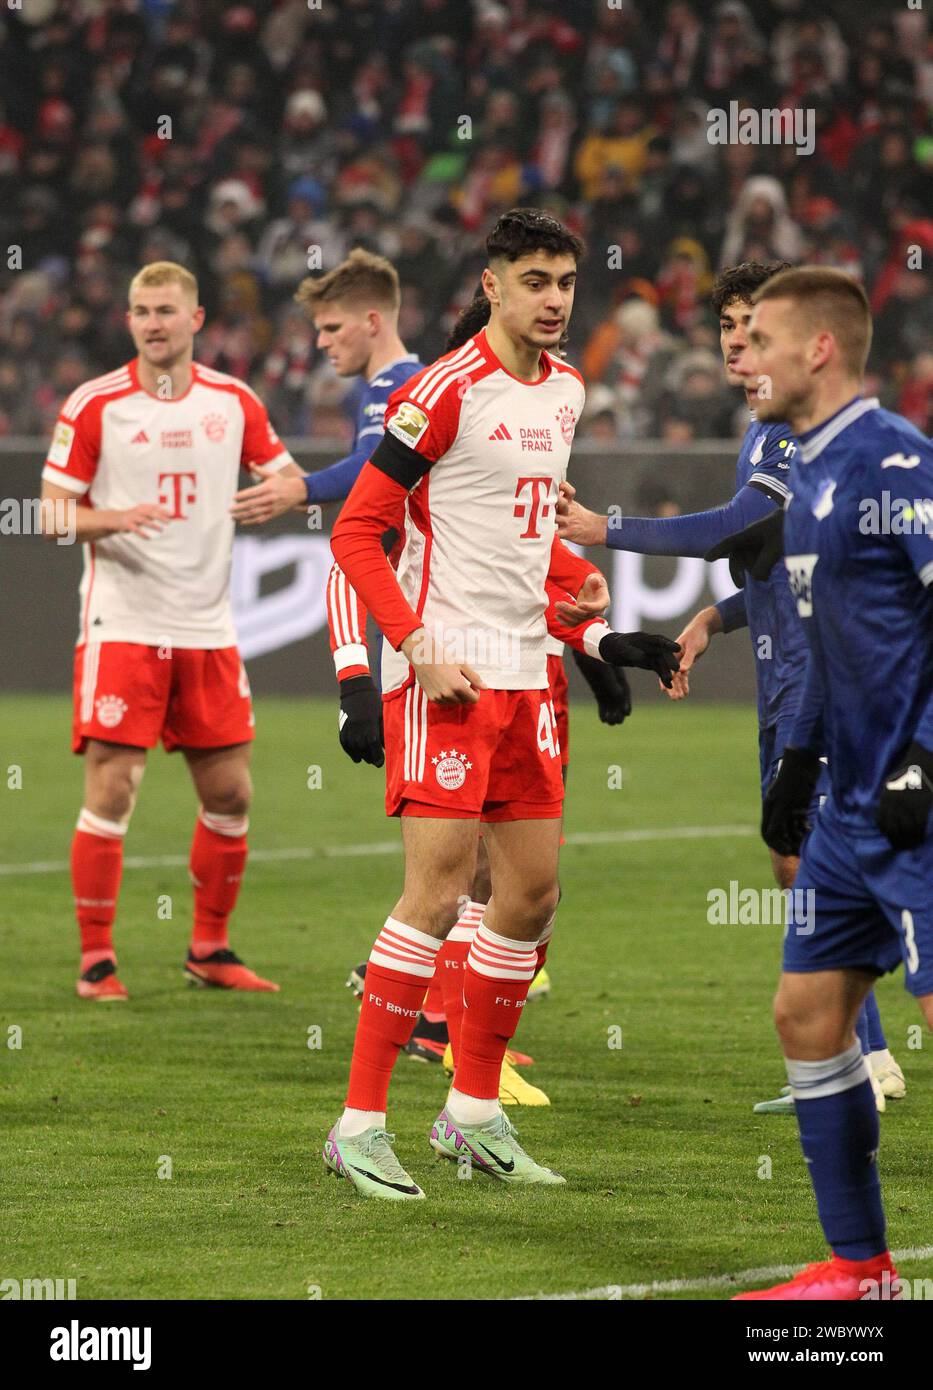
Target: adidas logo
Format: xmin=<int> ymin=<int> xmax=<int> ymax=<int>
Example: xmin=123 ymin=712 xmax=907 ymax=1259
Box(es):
xmin=131 ymin=430 xmax=150 ymax=445
xmin=488 ymin=423 xmax=512 ymax=441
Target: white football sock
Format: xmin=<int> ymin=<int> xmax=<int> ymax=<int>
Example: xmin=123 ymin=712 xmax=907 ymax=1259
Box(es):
xmin=338 ymin=1108 xmax=386 ymax=1138
xmin=446 ymin=1087 xmax=500 ymax=1126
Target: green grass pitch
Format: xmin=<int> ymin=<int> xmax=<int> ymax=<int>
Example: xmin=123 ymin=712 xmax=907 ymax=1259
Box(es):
xmin=1 ymin=694 xmax=930 ymax=1300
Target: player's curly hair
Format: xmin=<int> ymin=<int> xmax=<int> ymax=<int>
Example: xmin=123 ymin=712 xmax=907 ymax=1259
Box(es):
xmin=710 ymin=261 xmax=793 ymax=317
xmin=446 ymin=290 xmax=490 ymax=351
xmin=486 ymin=207 xmax=585 ymax=264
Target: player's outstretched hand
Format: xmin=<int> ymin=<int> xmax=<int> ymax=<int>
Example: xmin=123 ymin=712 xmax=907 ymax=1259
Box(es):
xmin=705 ymin=506 xmax=785 ymax=586
xmin=117 ymin=503 xmax=174 ymax=537
xmin=338 ymin=675 xmax=385 ymax=767
xmin=572 ymin=648 xmax=632 ymax=724
xmin=663 ymin=611 xmax=714 ymax=701
xmin=555 ymin=482 xmax=609 ymax=547
xmin=401 ymin=628 xmax=488 ymax=706
xmin=554 ymin=572 xmax=610 ymax=624
xmin=598 ymin=631 xmax=682 ymax=689
xmin=761 ymin=746 xmax=822 ymax=856
xmin=231 ymin=465 xmax=307 ymax=524
xmin=876 ymin=741 xmax=933 ymax=850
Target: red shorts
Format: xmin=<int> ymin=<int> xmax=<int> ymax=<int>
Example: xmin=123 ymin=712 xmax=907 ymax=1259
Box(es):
xmin=72 ymin=641 xmax=255 ymax=754
xmin=384 ymin=681 xmax=564 ymax=821
xmin=547 ymin=651 xmax=570 ymax=769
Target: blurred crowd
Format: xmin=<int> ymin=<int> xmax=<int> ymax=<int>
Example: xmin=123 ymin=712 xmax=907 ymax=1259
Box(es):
xmin=1 ymin=0 xmax=932 ymax=445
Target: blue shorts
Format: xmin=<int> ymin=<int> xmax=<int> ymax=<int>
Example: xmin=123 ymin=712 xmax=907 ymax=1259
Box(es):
xmin=759 ymin=716 xmax=829 ymax=814
xmin=783 ymin=799 xmax=933 ymax=997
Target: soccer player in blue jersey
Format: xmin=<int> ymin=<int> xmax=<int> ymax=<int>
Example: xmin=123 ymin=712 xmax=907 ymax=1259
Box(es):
xmin=717 ymin=265 xmax=933 ymax=1300
xmin=230 ymin=248 xmax=422 ymax=524
xmin=229 ymin=249 xmax=422 ymax=808
xmin=558 ymin=262 xmax=903 ymax=1112
xmin=230 ymin=250 xmax=465 ymax=1062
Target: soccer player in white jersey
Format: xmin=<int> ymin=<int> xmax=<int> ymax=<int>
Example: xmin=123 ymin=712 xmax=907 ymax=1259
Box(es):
xmin=39 ymin=261 xmax=305 ymax=1000
xmin=322 ymin=209 xmax=681 ymax=1198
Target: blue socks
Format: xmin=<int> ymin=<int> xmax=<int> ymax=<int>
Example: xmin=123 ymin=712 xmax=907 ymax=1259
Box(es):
xmin=854 ymin=1002 xmax=870 ymax=1054
xmin=786 ymin=1039 xmax=886 ymax=1259
xmin=861 ymin=990 xmax=887 ymax=1053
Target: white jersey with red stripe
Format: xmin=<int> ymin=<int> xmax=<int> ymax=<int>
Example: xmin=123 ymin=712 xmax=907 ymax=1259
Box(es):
xmin=380 ymin=327 xmax=586 ymax=693
xmin=42 ymin=359 xmax=292 ymax=648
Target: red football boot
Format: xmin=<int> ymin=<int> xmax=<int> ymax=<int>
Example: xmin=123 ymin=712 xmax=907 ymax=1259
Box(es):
xmin=504 ymin=1048 xmax=535 ymax=1066
xmin=184 ymin=948 xmax=279 ymax=992
xmin=733 ymin=1252 xmax=900 ymax=1301
xmin=76 ymin=958 xmax=129 ymax=1001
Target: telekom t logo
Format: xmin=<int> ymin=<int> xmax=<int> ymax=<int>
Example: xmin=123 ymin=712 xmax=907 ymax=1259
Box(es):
xmin=158 ymin=472 xmax=197 ymax=519
xmin=513 ymin=476 xmax=554 ymax=539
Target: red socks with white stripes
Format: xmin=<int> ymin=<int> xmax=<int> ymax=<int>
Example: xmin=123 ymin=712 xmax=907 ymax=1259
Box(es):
xmin=341 ymin=918 xmax=440 ymax=1135
xmin=340 ymin=911 xmax=545 ymax=1135
xmin=72 ymin=807 xmax=126 ymax=973
xmin=73 ymin=804 xmax=249 ymax=974
xmin=452 ymin=923 xmax=538 ymax=1118
xmin=535 ymin=912 xmax=554 ymax=975
xmin=189 ymin=809 xmax=249 ymax=959
xmin=435 ymin=899 xmax=485 ymax=1063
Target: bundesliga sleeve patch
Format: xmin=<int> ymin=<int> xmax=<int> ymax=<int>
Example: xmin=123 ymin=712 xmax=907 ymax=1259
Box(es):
xmin=386 ymin=401 xmax=429 ymax=450
xmin=48 ymin=421 xmax=75 ymax=468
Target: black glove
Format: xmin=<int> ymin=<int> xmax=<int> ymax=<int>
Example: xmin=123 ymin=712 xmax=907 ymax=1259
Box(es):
xmin=761 ymin=746 xmax=822 ymax=856
xmin=571 ymin=647 xmax=632 ymax=725
xmin=876 ymin=741 xmax=933 ymax=850
xmin=338 ymin=675 xmax=384 ymax=767
xmin=705 ymin=507 xmax=785 ymax=586
xmin=598 ymin=631 xmax=681 ymax=689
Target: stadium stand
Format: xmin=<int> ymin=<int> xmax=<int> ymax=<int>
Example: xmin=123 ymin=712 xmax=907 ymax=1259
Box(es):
xmin=0 ymin=0 xmax=931 ymax=441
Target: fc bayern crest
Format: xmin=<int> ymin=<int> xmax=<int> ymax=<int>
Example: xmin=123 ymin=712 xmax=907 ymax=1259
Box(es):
xmin=432 ymin=747 xmax=471 ymax=791
xmin=201 ymin=412 xmax=227 ymax=443
xmin=95 ymin=694 xmax=128 ymax=728
xmin=555 ymin=403 xmax=577 ymax=445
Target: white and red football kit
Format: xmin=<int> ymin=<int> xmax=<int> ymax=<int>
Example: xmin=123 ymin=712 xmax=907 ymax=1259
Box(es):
xmin=545 ymin=643 xmax=570 ymax=769
xmin=327 ymin=561 xmax=595 ymax=791
xmin=42 ymin=359 xmax=292 ymax=752
xmin=330 ymin=327 xmax=606 ymax=818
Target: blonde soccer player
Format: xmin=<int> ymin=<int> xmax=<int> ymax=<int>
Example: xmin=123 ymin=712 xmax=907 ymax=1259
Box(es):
xmin=40 ymin=261 xmax=305 ymax=999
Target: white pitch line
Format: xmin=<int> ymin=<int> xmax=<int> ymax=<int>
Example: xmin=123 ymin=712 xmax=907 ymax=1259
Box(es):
xmin=569 ymin=824 xmax=756 ymax=846
xmin=0 ymin=824 xmax=758 ymax=878
xmin=513 ymin=1245 xmax=933 ymax=1300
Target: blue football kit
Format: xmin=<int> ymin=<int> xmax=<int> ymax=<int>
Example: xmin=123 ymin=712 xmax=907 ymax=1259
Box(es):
xmin=716 ymin=419 xmax=815 ymax=796
xmin=303 ymin=354 xmax=422 ymax=505
xmin=605 ymin=413 xmax=817 ymax=797
xmin=780 ymin=396 xmax=933 ymax=997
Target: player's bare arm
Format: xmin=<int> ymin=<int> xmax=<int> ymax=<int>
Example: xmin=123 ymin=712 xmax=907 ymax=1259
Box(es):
xmin=552 ymin=571 xmax=610 ymax=625
xmin=230 ymin=460 xmax=307 ymax=524
xmin=39 ymin=478 xmax=173 ymax=542
xmin=663 ymin=604 xmax=723 ymax=701
xmin=555 ymin=480 xmax=608 ymax=546
xmin=400 ymin=626 xmax=487 ymax=706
